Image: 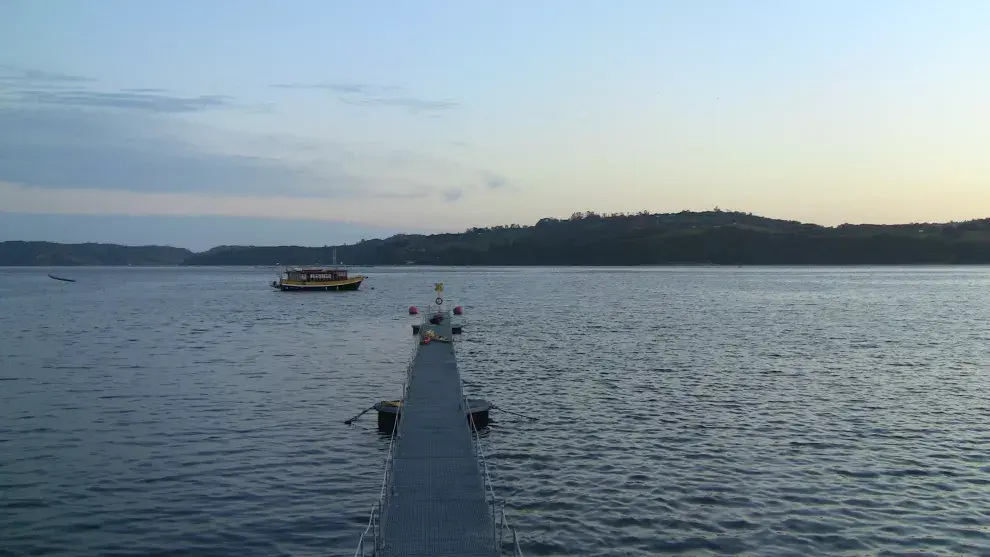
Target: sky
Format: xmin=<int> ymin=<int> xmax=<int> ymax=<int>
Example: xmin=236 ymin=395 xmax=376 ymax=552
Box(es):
xmin=1 ymin=0 xmax=989 ymax=250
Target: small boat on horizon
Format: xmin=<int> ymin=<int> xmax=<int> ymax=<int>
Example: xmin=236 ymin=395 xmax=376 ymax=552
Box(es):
xmin=48 ymin=274 xmax=76 ymax=283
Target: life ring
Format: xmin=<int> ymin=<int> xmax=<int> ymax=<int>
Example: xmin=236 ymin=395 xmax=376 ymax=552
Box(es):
xmin=435 ymin=297 xmax=443 ymax=305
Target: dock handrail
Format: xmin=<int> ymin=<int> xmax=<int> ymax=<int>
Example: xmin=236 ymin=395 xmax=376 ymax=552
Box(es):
xmin=458 ymin=334 xmax=524 ymax=556
xmin=353 ymin=375 xmax=401 ymax=557
xmin=355 ymin=307 xmax=523 ymax=556
xmin=353 ymin=330 xmax=421 ymax=557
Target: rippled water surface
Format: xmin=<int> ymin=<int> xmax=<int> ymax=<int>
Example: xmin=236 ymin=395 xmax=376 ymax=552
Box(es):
xmin=2 ymin=266 xmax=990 ymax=556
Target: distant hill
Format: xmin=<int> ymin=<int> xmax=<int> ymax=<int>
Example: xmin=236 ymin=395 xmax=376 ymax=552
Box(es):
xmin=0 ymin=241 xmax=192 ymax=266
xmin=6 ymin=211 xmax=990 ymax=266
xmin=183 ymin=210 xmax=990 ymax=266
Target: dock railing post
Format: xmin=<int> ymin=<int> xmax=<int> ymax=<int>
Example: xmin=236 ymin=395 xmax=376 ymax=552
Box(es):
xmin=498 ymin=504 xmax=504 ymax=550
xmin=372 ymin=503 xmax=378 ymax=552
xmin=492 ymin=497 xmax=497 ymax=548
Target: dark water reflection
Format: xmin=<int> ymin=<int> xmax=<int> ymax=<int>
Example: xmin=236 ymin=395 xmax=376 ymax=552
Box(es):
xmin=2 ymin=266 xmax=989 ymax=556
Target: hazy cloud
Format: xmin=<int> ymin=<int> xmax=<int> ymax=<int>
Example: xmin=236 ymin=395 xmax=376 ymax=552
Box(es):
xmin=349 ymin=96 xmax=459 ymax=112
xmin=0 ymin=108 xmax=374 ymax=198
xmin=0 ymin=64 xmax=94 ymax=86
xmin=0 ymin=65 xmax=260 ymax=114
xmin=437 ymin=171 xmax=513 ymax=203
xmin=0 ymin=107 xmax=481 ymax=203
xmin=0 ymin=67 xmax=497 ymax=205
xmin=272 ymin=82 xmax=402 ymax=95
xmin=442 ymin=188 xmax=464 ymax=202
xmin=273 ymin=82 xmax=398 ymax=94
xmin=273 ymin=81 xmax=459 ymax=113
xmin=12 ymin=89 xmax=235 ymax=113
xmin=484 ymin=173 xmax=508 ymax=189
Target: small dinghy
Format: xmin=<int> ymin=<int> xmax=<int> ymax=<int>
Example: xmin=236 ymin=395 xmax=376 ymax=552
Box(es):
xmin=47 ymin=274 xmax=76 ymax=283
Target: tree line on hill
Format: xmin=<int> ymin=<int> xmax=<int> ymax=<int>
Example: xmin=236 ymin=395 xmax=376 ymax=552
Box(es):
xmin=4 ymin=210 xmax=990 ymax=266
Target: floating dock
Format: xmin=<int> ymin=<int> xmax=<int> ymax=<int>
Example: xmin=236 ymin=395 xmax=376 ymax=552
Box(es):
xmin=355 ymin=305 xmax=523 ymax=556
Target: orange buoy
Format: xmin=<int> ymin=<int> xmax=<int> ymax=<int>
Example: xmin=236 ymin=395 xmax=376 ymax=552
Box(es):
xmin=409 ymin=306 xmax=419 ymax=315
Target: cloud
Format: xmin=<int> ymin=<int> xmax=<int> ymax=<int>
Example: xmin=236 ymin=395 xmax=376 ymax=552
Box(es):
xmin=1 ymin=65 xmax=260 ymax=114
xmin=0 ymin=64 xmax=93 ymax=86
xmin=0 ymin=107 xmax=369 ymax=198
xmin=272 ymin=82 xmax=402 ymax=95
xmin=272 ymin=81 xmax=459 ymax=113
xmin=0 ymin=67 xmax=500 ymax=205
xmin=11 ymin=89 xmax=235 ymax=113
xmin=0 ymin=181 xmax=453 ymax=232
xmin=349 ymin=96 xmax=459 ymax=112
xmin=442 ymin=188 xmax=464 ymax=202
xmin=0 ymin=106 xmax=490 ymax=203
xmin=484 ymin=173 xmax=508 ymax=189
xmin=438 ymin=172 xmax=512 ymax=203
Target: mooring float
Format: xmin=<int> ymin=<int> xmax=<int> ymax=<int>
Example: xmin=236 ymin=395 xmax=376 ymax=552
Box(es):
xmin=372 ymin=397 xmax=493 ymax=432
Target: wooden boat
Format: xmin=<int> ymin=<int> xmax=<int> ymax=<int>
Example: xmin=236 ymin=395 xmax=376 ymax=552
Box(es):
xmin=272 ymin=266 xmax=364 ymax=291
xmin=270 ymin=248 xmax=365 ymax=292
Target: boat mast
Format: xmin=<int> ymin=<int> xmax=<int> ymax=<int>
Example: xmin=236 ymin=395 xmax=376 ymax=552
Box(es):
xmin=333 ymin=247 xmax=337 ymax=266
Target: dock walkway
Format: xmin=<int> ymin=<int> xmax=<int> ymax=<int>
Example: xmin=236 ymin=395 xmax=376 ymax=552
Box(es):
xmin=355 ymin=308 xmax=521 ymax=556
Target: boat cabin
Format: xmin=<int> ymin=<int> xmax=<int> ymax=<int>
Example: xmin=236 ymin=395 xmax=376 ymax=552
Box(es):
xmin=284 ymin=267 xmax=349 ymax=282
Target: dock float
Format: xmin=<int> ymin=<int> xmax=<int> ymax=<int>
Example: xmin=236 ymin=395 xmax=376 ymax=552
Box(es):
xmin=355 ymin=293 xmax=523 ymax=556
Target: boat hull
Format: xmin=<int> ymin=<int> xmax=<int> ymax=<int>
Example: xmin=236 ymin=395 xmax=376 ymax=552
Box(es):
xmin=275 ymin=276 xmax=364 ymax=291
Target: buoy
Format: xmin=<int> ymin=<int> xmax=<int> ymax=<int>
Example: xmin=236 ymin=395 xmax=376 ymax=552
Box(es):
xmin=453 ymin=306 xmax=463 ymax=315
xmin=408 ymin=306 xmax=419 ymax=315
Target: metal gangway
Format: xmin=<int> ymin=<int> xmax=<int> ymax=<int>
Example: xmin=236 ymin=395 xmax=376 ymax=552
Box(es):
xmin=355 ymin=301 xmax=523 ymax=556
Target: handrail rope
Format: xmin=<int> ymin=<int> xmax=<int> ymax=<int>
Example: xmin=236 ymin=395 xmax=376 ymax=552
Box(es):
xmin=455 ymin=316 xmax=525 ymax=556
xmin=457 ymin=333 xmax=523 ymax=555
xmin=355 ymin=375 xmax=402 ymax=555
xmin=353 ymin=503 xmax=375 ymax=557
xmin=500 ymin=505 xmax=524 ymax=556
xmin=354 ymin=323 xmax=420 ymax=556
xmin=379 ymin=329 xmax=420 ymax=535
xmin=354 ymin=413 xmax=396 ymax=557
xmin=466 ymin=396 xmax=514 ymax=553
xmin=457 ymin=343 xmax=494 ymax=500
